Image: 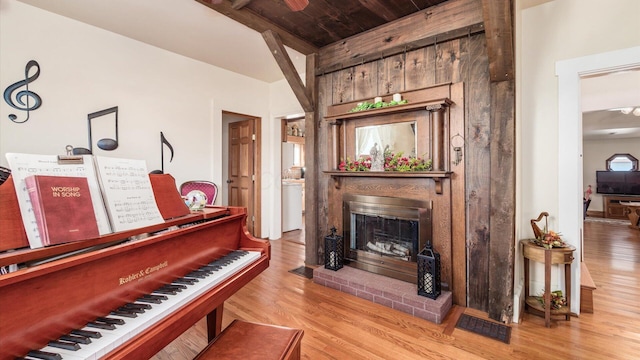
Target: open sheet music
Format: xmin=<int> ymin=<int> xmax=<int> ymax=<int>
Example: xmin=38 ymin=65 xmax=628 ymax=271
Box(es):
xmin=6 ymin=153 xmax=164 ymax=249
xmin=93 ymin=156 xmax=164 ymax=232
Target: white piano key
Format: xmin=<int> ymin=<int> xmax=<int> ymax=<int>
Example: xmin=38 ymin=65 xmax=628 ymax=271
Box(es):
xmin=33 ymin=251 xmax=260 ymax=360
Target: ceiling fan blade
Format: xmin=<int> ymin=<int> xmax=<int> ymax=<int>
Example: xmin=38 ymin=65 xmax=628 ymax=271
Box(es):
xmin=283 ymin=0 xmax=309 ymax=11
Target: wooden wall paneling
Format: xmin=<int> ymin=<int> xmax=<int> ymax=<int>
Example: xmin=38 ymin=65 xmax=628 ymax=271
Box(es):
xmin=404 ymin=47 xmax=431 ymax=91
xmin=450 ymin=82 xmax=466 ymax=306
xmin=435 ymin=39 xmax=461 ymax=85
xmin=332 ymin=68 xmax=355 ymax=104
xmin=317 ymin=0 xmax=484 ymax=73
xmin=377 ymin=54 xmax=405 ymax=95
xmin=487 ymin=79 xmax=515 ymax=322
xmin=354 ymin=62 xmax=377 ymax=101
xmin=465 ymin=34 xmax=491 ymax=311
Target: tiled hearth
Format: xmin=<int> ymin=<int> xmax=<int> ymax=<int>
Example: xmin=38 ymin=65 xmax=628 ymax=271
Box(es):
xmin=313 ymin=266 xmax=452 ymax=324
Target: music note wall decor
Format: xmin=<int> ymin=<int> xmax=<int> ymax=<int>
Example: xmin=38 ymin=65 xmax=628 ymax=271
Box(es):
xmin=150 ymin=132 xmax=175 ymax=174
xmin=87 ymin=106 xmax=119 ymax=153
xmin=3 ymin=60 xmax=42 ymax=123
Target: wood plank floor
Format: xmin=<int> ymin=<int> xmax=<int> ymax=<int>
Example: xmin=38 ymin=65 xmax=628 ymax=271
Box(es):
xmin=152 ymin=219 xmax=640 ymax=359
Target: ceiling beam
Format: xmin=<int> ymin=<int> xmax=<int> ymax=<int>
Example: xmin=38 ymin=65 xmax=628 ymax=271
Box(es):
xmin=194 ymin=0 xmax=318 ymax=55
xmin=262 ymin=30 xmax=314 ymax=112
xmin=231 ymin=0 xmax=252 ymax=9
xmin=481 ymin=0 xmax=514 ymax=82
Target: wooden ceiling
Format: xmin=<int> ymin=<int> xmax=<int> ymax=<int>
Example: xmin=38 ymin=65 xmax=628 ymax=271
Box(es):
xmin=196 ymin=0 xmax=451 ymax=55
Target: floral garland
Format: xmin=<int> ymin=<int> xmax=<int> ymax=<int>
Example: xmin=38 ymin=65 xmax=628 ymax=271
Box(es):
xmin=339 ymin=150 xmax=432 ymax=172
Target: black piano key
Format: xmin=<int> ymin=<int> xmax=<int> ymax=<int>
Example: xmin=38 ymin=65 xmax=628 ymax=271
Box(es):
xmin=137 ymin=296 xmax=162 ymax=304
xmin=162 ymin=284 xmax=187 ymax=291
xmin=117 ymin=305 xmax=145 ymax=314
xmin=153 ymin=288 xmax=177 ymax=295
xmin=123 ymin=302 xmax=152 ymax=310
xmin=86 ymin=322 xmax=116 ymax=330
xmin=184 ymin=270 xmax=208 ymax=279
xmin=26 ymin=350 xmax=62 ymax=360
xmin=173 ymin=277 xmax=198 ymax=285
xmin=70 ymin=329 xmax=102 ymax=338
xmin=96 ymin=316 xmax=126 ymax=325
xmin=139 ymin=293 xmax=168 ymax=302
xmin=59 ymin=334 xmax=92 ymax=344
xmin=47 ymin=340 xmax=81 ymax=351
xmin=110 ymin=309 xmax=138 ymax=318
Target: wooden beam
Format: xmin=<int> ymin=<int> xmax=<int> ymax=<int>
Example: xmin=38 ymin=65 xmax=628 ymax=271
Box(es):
xmin=262 ymin=30 xmax=314 ymax=113
xmin=304 ymin=52 xmax=317 ymax=265
xmin=231 ymin=0 xmax=252 ymax=10
xmin=481 ymin=0 xmax=514 ymax=82
xmin=318 ymin=0 xmax=484 ymax=73
xmin=488 ymin=79 xmax=515 ymax=323
xmin=357 ymin=0 xmax=398 ymax=22
xmin=194 ymin=0 xmax=318 ymax=55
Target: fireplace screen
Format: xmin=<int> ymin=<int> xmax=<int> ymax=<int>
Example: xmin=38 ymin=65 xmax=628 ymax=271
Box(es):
xmin=343 ymin=194 xmax=432 ymax=283
xmin=351 ymin=214 xmax=419 ymax=262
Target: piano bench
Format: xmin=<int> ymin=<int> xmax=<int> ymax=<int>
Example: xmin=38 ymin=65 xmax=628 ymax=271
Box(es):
xmin=194 ymin=319 xmax=304 ymax=360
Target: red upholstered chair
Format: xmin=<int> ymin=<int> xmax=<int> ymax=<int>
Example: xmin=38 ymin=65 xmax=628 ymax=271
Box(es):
xmin=180 ymin=181 xmax=218 ymax=206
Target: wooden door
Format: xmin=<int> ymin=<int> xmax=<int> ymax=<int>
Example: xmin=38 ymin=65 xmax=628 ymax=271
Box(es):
xmin=228 ymin=119 xmax=255 ymax=234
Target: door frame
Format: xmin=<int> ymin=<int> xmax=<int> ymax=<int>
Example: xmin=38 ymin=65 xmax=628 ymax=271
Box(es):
xmin=556 ymin=45 xmax=640 ymax=314
xmin=222 ymin=111 xmax=262 ymax=238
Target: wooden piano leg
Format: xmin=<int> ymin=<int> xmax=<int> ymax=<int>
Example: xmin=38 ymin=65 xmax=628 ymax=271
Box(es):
xmin=207 ymin=303 xmax=224 ymax=342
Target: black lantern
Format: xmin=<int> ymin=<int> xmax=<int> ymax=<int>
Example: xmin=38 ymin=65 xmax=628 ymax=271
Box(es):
xmin=324 ymin=226 xmax=343 ymax=271
xmin=417 ymin=243 xmax=441 ymax=299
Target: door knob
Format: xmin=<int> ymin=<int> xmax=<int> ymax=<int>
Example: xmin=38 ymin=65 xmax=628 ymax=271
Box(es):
xmin=226 ymin=179 xmax=233 ymax=184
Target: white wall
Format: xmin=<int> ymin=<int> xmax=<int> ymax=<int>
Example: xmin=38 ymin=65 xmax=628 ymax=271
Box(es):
xmin=516 ymin=0 xmax=640 ymax=318
xmin=583 ymin=139 xmax=640 ymax=211
xmin=0 ymin=0 xmax=302 ymax=238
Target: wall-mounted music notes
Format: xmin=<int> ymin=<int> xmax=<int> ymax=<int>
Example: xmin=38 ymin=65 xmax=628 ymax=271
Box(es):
xmin=3 ymin=60 xmax=42 ymax=123
xmin=150 ymin=132 xmax=175 ymax=174
xmin=88 ymin=106 xmax=119 ymax=153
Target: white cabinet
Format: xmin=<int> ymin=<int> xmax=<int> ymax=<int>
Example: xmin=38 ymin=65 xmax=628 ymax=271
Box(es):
xmin=282 ymin=182 xmax=302 ymax=232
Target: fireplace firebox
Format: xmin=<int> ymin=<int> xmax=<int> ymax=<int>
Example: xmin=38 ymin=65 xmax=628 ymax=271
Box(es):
xmin=342 ymin=194 xmax=432 ymax=284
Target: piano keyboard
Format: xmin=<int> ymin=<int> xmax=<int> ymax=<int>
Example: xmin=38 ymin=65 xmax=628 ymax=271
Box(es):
xmin=23 ymin=250 xmax=261 ymax=360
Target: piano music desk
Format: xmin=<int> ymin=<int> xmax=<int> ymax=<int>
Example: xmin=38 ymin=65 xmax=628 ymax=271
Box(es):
xmin=195 ymin=320 xmax=303 ymax=360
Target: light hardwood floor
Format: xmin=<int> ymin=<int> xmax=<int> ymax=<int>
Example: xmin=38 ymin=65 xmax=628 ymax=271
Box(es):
xmin=152 ymin=219 xmax=639 ymax=359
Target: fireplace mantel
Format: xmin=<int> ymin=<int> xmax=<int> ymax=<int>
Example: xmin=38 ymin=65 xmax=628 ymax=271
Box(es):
xmin=323 ymin=170 xmax=451 ymax=194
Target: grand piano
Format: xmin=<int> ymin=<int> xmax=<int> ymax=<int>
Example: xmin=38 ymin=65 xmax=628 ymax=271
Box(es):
xmin=0 ymin=174 xmax=270 ymax=359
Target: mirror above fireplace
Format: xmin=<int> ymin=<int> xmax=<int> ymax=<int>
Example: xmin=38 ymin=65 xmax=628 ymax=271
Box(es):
xmin=355 ymin=121 xmax=417 ymax=158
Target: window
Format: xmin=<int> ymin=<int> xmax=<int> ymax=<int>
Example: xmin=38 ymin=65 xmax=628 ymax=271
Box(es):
xmin=606 ymin=153 xmax=638 ymax=171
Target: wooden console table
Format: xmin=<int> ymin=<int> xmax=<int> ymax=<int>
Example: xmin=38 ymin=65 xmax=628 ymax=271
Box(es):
xmin=521 ymin=239 xmax=575 ymax=327
xmin=621 ymin=202 xmax=640 ymax=230
xmin=603 ymin=195 xmax=640 ymax=219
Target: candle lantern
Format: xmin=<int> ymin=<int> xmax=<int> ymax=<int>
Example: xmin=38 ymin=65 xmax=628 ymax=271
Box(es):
xmin=417 ymin=243 xmax=441 ymax=299
xmin=324 ymin=226 xmax=343 ymax=271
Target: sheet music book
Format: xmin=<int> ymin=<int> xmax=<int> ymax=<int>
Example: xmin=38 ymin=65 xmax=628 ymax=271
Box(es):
xmin=92 ymin=156 xmax=164 ymax=232
xmin=6 ymin=153 xmax=112 ymax=248
xmin=25 ymin=175 xmax=100 ymax=246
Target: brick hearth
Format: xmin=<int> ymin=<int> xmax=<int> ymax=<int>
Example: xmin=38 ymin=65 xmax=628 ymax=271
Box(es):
xmin=313 ymin=266 xmax=452 ymax=324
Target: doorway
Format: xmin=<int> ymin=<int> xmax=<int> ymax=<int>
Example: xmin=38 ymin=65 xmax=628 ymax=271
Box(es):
xmin=223 ymin=111 xmax=262 ymax=237
xmin=281 ymin=115 xmax=305 ymax=244
xmin=556 ymin=45 xmax=640 ymax=314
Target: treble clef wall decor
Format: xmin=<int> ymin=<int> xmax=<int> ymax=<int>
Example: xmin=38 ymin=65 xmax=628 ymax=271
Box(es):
xmin=3 ymin=60 xmax=42 ymax=123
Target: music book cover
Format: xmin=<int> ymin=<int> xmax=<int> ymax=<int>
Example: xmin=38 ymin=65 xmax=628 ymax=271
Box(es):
xmin=25 ymin=175 xmax=99 ymax=246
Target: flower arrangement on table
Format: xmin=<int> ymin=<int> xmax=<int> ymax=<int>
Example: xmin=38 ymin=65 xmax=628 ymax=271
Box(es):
xmin=339 ymin=150 xmax=432 ymax=172
xmin=537 ymin=290 xmax=567 ymax=310
xmin=530 ymin=212 xmax=567 ymax=249
xmin=532 ymin=229 xmax=566 ymax=249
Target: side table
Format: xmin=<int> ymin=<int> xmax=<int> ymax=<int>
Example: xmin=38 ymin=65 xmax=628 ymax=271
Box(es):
xmin=521 ymin=239 xmax=575 ymax=327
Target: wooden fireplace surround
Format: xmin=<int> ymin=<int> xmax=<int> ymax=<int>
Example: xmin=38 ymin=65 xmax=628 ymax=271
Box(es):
xmin=321 ymin=83 xmax=466 ymax=298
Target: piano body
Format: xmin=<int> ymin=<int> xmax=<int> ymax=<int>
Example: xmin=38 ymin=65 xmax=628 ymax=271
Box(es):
xmin=0 ymin=174 xmax=270 ymax=359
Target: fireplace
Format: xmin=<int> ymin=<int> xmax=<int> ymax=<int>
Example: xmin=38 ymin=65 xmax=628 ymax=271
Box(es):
xmin=342 ymin=194 xmax=432 ymax=284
